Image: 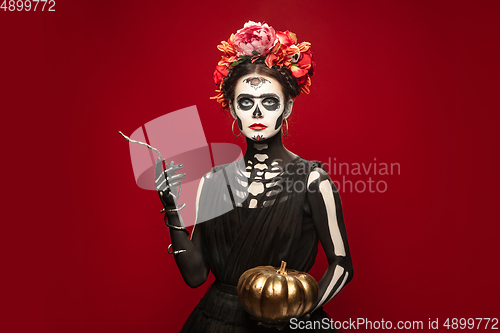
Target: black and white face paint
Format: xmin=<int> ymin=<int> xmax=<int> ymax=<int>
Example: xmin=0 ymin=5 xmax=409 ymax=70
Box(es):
xmin=232 ymin=74 xmax=287 ymax=141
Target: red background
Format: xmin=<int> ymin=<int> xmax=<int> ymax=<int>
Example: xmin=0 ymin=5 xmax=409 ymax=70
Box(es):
xmin=2 ymin=0 xmax=499 ymax=332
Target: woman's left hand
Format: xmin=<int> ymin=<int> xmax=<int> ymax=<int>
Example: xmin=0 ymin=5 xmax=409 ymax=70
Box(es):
xmin=154 ymin=157 xmax=186 ymax=210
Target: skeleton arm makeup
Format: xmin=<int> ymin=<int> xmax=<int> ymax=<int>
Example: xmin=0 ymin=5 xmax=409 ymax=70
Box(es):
xmin=166 ymin=175 xmax=210 ymax=288
xmin=306 ymin=168 xmax=353 ymax=311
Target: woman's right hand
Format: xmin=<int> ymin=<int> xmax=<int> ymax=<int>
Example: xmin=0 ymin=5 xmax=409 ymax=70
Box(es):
xmin=154 ymin=157 xmax=186 ymax=210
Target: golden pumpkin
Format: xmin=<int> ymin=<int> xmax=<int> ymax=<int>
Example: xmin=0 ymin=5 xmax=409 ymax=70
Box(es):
xmin=237 ymin=261 xmax=319 ymax=324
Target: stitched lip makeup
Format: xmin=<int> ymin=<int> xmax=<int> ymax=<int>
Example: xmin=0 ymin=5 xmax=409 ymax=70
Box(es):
xmin=249 ymin=123 xmax=267 ymax=131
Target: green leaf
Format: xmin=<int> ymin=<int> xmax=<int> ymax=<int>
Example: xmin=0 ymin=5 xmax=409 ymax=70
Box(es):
xmin=252 ymin=50 xmax=260 ymax=55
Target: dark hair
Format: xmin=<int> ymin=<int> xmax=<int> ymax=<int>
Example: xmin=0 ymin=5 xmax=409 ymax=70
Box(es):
xmin=222 ymin=58 xmax=300 ymax=108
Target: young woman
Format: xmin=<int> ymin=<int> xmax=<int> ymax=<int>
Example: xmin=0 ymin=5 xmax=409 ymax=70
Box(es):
xmin=155 ymin=21 xmax=353 ymax=332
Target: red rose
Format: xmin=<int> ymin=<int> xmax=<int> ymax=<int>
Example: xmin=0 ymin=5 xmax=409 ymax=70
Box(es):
xmin=298 ymin=51 xmax=315 ymax=77
xmin=276 ymin=30 xmax=297 ymax=46
xmin=213 ymin=64 xmax=228 ymax=85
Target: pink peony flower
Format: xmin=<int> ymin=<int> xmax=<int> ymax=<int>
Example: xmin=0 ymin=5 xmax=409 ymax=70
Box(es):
xmin=233 ymin=21 xmax=277 ymax=57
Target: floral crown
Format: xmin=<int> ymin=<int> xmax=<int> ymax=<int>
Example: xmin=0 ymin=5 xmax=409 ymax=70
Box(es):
xmin=211 ymin=21 xmax=315 ymax=109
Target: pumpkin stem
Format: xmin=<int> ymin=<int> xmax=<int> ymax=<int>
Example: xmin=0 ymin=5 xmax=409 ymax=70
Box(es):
xmin=277 ymin=261 xmax=287 ymax=275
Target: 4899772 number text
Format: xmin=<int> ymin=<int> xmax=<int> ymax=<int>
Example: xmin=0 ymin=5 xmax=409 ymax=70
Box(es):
xmin=1 ymin=0 xmax=55 ymax=11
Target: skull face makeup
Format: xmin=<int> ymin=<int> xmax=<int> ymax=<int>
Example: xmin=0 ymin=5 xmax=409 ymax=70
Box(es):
xmin=231 ymin=74 xmax=293 ymax=141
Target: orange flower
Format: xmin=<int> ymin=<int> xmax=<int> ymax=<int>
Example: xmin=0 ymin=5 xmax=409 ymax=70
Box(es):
xmin=217 ymin=34 xmax=237 ymax=57
xmin=297 ymin=42 xmax=311 ymax=53
xmin=210 ymin=82 xmax=228 ymax=109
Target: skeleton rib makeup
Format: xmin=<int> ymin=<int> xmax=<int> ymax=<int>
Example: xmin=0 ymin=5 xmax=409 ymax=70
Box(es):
xmin=232 ymin=74 xmax=288 ymax=142
xmin=237 ymin=139 xmax=294 ymax=208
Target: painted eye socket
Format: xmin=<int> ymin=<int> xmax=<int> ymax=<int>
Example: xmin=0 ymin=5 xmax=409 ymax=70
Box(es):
xmin=262 ymin=97 xmax=280 ymax=111
xmin=238 ymin=98 xmax=254 ymax=111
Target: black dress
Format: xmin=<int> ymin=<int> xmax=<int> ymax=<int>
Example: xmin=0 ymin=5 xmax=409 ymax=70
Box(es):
xmin=180 ymin=157 xmax=343 ymax=332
